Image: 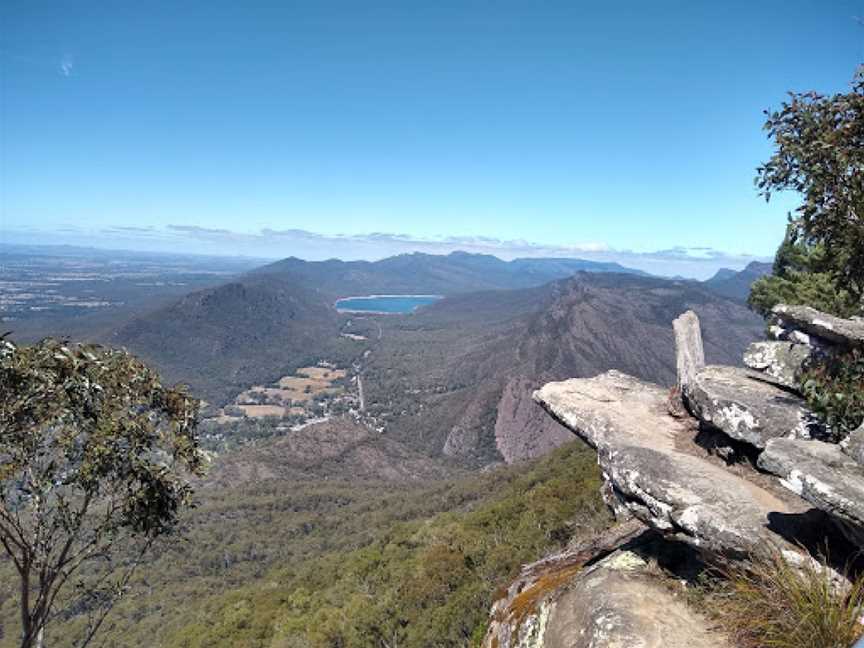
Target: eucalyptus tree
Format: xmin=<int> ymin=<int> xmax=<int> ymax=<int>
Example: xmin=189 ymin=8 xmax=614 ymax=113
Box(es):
xmin=0 ymin=337 xmax=204 ymax=648
xmin=751 ymin=66 xmax=864 ymax=316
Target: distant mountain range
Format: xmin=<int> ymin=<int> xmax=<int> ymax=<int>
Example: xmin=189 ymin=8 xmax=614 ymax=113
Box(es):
xmin=253 ymin=251 xmax=649 ymax=298
xmin=108 ymin=252 xmax=764 ymax=466
xmin=702 ymin=261 xmax=773 ymax=302
xmin=110 ymin=251 xmax=654 ymax=402
xmin=0 ymin=245 xmax=767 ymax=424
xmin=372 ymin=272 xmax=764 ymax=464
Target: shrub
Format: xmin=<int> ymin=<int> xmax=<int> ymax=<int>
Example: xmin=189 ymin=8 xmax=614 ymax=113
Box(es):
xmin=756 ymin=67 xmax=864 ymax=308
xmin=800 ymin=349 xmax=864 ymax=442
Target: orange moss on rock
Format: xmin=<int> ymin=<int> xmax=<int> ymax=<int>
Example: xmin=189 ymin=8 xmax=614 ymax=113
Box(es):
xmin=497 ymin=562 xmax=583 ymax=628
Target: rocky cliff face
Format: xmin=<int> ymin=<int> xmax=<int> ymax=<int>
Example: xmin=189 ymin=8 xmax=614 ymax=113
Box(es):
xmin=483 ymin=304 xmax=864 ymax=648
xmin=488 ymin=274 xmax=763 ymax=463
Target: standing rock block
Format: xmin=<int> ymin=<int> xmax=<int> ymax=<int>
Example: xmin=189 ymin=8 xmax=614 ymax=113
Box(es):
xmin=743 ymin=340 xmax=814 ymax=391
xmin=771 ymin=304 xmax=864 ymax=349
xmin=759 ymin=437 xmax=864 ymax=547
xmin=683 ymin=365 xmax=819 ymax=449
xmin=673 ymin=310 xmax=705 ymax=391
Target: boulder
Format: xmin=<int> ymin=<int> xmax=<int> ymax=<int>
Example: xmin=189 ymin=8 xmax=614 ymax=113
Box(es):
xmin=673 ymin=310 xmax=705 ymax=390
xmin=534 ymin=371 xmax=798 ymax=557
xmin=683 ymin=365 xmax=819 ymax=448
xmin=743 ymin=340 xmax=813 ymax=391
xmin=542 ymin=550 xmax=730 ymax=648
xmin=771 ymin=304 xmax=864 ymax=349
xmin=483 ymin=522 xmax=732 ymax=648
xmin=483 ymin=521 xmax=647 ymax=648
xmin=841 ymin=424 xmax=864 ymax=466
xmin=758 ymin=437 xmax=864 ymax=547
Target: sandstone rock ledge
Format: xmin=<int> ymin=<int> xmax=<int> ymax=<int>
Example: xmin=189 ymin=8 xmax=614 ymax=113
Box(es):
xmin=771 ymin=304 xmax=864 ymax=348
xmin=759 ymin=437 xmax=864 ymax=546
xmin=534 ymin=371 xmax=797 ymax=558
xmin=683 ymin=365 xmax=818 ymax=448
xmin=743 ymin=340 xmax=815 ymax=390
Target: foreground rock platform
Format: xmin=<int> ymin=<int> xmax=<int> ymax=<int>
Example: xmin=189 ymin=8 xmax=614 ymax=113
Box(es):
xmin=759 ymin=437 xmax=864 ymax=546
xmin=684 ymin=365 xmax=817 ymax=448
xmin=534 ymin=371 xmax=798 ymax=558
xmin=544 ymin=550 xmax=729 ymax=648
xmin=482 ymin=522 xmax=731 ymax=648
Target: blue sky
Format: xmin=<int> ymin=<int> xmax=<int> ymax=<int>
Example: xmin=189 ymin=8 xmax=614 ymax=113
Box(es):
xmin=2 ymin=1 xmax=862 ymax=277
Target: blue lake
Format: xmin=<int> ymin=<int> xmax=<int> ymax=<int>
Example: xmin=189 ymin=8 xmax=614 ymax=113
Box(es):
xmin=335 ymin=295 xmax=443 ymax=314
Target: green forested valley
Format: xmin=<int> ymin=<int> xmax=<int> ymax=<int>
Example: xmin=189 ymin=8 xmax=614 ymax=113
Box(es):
xmin=0 ymin=442 xmax=608 ymax=648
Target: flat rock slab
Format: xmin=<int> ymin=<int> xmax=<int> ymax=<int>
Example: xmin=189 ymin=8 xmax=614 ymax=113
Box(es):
xmin=534 ymin=371 xmax=794 ymax=557
xmin=771 ymin=304 xmax=864 ymax=348
xmin=684 ymin=365 xmax=817 ymax=448
xmin=743 ymin=340 xmax=813 ymax=391
xmin=759 ymin=438 xmax=864 ymax=547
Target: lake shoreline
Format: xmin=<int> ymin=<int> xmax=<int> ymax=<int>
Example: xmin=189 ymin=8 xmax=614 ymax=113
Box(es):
xmin=334 ymin=294 xmax=444 ymax=314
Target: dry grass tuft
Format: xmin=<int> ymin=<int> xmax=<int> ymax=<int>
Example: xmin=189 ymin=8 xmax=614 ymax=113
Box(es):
xmin=704 ymin=550 xmax=864 ymax=648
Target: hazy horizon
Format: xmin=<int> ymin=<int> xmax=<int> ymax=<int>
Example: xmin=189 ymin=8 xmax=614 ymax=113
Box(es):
xmin=1 ymin=236 xmax=768 ymax=280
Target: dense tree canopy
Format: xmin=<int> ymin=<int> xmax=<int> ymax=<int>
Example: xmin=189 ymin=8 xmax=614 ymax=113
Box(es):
xmin=748 ymin=225 xmax=858 ymax=316
xmin=750 ymin=67 xmax=864 ymax=316
xmin=0 ymin=338 xmax=203 ymax=648
xmin=750 ymin=65 xmax=864 ymax=442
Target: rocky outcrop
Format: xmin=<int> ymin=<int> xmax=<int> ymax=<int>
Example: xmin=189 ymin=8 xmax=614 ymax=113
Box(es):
xmin=485 ymin=304 xmax=864 ymax=648
xmin=534 ymin=371 xmax=800 ymax=557
xmin=683 ymin=364 xmax=819 ymax=448
xmin=494 ymin=376 xmax=573 ymax=463
xmin=743 ymin=340 xmax=814 ymax=390
xmin=483 ymin=521 xmax=644 ymax=648
xmin=759 ymin=437 xmax=864 ymax=546
xmin=771 ymin=304 xmax=864 ymax=348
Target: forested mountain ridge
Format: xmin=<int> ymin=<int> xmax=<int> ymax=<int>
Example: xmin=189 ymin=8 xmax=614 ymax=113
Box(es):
xmin=112 ymin=273 xmax=345 ymax=405
xmin=253 ymin=250 xmax=648 ymax=298
xmin=0 ymin=442 xmax=608 ymax=648
xmin=358 ymin=272 xmax=763 ymax=465
xmin=703 ymin=260 xmax=773 ymax=302
xmin=107 ymin=252 xmax=649 ymax=406
xmin=103 ymin=257 xmax=764 ymax=473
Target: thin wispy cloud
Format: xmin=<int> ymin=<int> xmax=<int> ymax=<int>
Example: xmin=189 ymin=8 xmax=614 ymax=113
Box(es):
xmin=162 ymin=226 xmax=611 ymax=257
xmin=59 ymin=54 xmax=73 ymax=77
xmin=131 ymin=226 xmax=767 ymax=278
